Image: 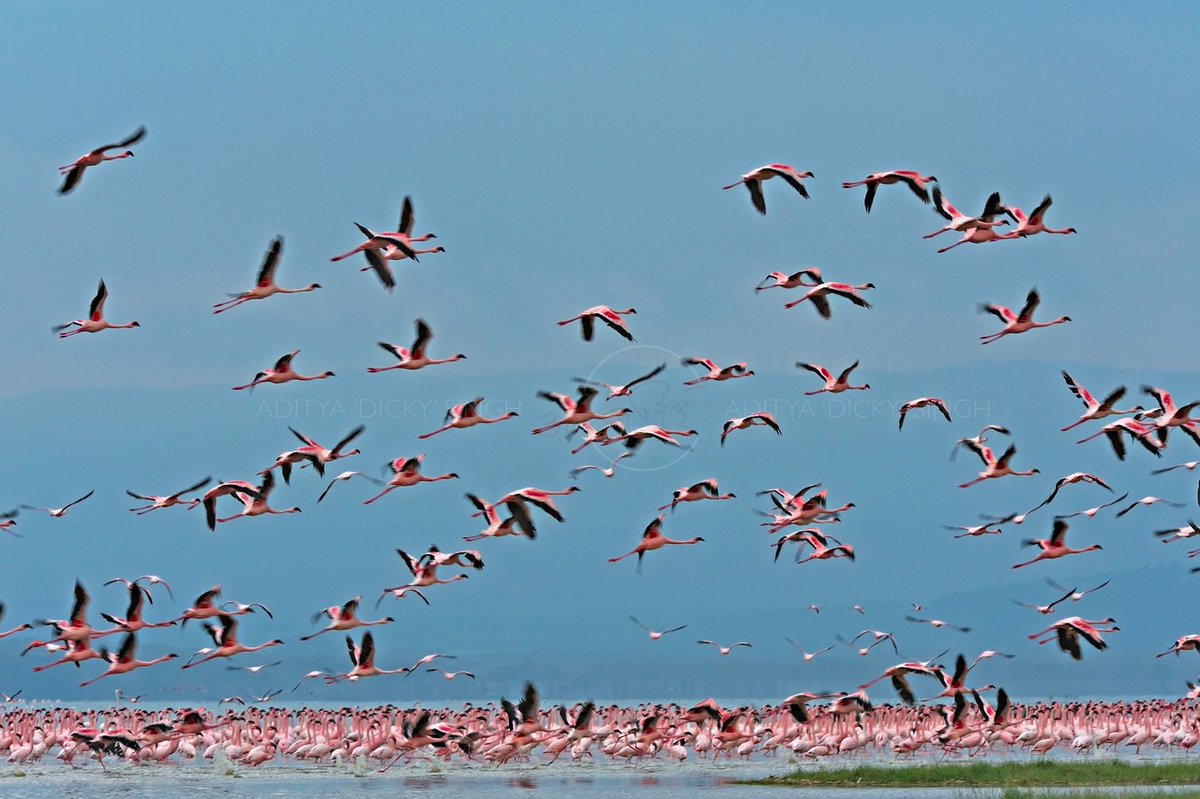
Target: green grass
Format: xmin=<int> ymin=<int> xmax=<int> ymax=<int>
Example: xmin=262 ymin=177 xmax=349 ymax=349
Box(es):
xmin=752 ymin=760 xmax=1200 ymax=788
xmin=998 ymin=792 xmax=1200 ymax=799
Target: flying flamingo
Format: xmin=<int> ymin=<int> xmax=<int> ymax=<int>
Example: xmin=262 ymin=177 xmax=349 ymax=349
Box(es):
xmin=58 ymin=126 xmax=146 ymax=195
xmin=1076 ymin=418 xmax=1165 ymax=460
xmin=212 ymin=237 xmax=320 ymax=314
xmin=797 ymin=360 xmax=869 ymax=395
xmin=629 ymin=616 xmax=688 ymax=641
xmin=842 ymin=170 xmax=937 ymax=212
xmin=606 ymin=424 xmax=699 ymax=450
xmin=722 ymin=164 xmax=812 ymax=214
xmin=1141 ymin=385 xmax=1200 ymax=445
xmin=660 ymin=479 xmax=736 ymax=511
xmin=1156 ymin=635 xmax=1200 ymax=658
xmin=696 ymin=640 xmax=752 ymax=656
xmin=1028 ymin=617 xmax=1118 ymax=660
xmin=567 ymin=421 xmax=627 ymax=454
xmin=368 ymin=319 xmax=466 ymax=373
xmin=1026 ymin=472 xmax=1114 ymax=513
xmin=1011 ymin=584 xmax=1076 ymax=615
xmin=904 ymin=615 xmax=971 ymax=633
xmin=682 ymin=358 xmax=754 ymax=385
xmin=1012 ymin=520 xmax=1102 ymax=569
xmin=330 ymin=196 xmax=433 ymax=262
xmin=979 ymin=288 xmax=1071 ymax=345
xmin=316 ymin=471 xmax=378 ymax=503
xmin=532 ymin=386 xmax=631 ymax=435
xmin=755 ymin=268 xmax=823 ymax=292
xmin=925 ymin=188 xmax=1009 ymax=238
xmin=783 ymin=281 xmax=875 ymax=317
xmin=1054 ymin=493 xmax=1129 ymax=520
xmin=1117 ymin=495 xmax=1186 ymax=517
xmin=573 ymin=363 xmax=667 ymax=400
xmin=265 ymin=424 xmax=364 ymax=482
xmin=427 ymin=669 xmax=475 ymax=680
xmin=959 ymin=444 xmax=1039 ymax=489
xmin=79 ymin=633 xmax=179 ymax=687
xmin=557 ymin=306 xmax=637 ymax=341
xmin=20 ymin=490 xmax=95 ymax=518
xmin=1059 ymin=371 xmax=1143 ymax=431
xmin=950 ymin=425 xmax=1010 ymax=462
xmin=795 ymin=541 xmax=855 ymax=565
xmin=1153 ymin=520 xmax=1200 ymax=544
xmin=380 ymin=549 xmax=470 ymax=596
xmin=569 ymin=452 xmax=633 ymax=480
xmin=98 ymin=582 xmax=176 ymax=634
xmin=125 ymin=477 xmax=210 ymax=515
xmin=361 ymin=455 xmax=458 ymax=505
xmin=200 ymin=481 xmax=265 ymax=531
xmin=231 ymin=350 xmax=334 ymax=391
xmin=181 ymin=615 xmax=284 ymax=669
xmin=785 ymin=639 xmax=837 ymax=662
xmin=54 ymin=280 xmax=140 ymax=338
xmin=301 ymin=597 xmax=393 ymax=642
xmin=898 ymin=398 xmax=951 ymax=430
xmin=462 ymin=493 xmax=535 ymax=542
xmin=1044 ymin=578 xmax=1112 ymax=604
xmin=31 ymin=637 xmax=104 ymax=672
xmin=0 ymin=509 xmax=17 ymax=536
xmin=0 ymin=604 xmax=31 ymax=640
xmin=998 ymin=195 xmax=1077 ymax=237
xmin=608 ymin=515 xmax=704 ymax=572
xmin=418 ymin=397 xmax=518 ymax=439
xmin=1153 ymin=461 xmax=1200 ymax=475
xmin=943 ymin=522 xmax=1003 ymax=539
xmin=214 ymin=472 xmax=301 ymax=524
xmin=720 ymin=413 xmax=781 ymax=445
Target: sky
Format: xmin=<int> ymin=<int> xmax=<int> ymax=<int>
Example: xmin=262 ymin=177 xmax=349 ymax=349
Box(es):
xmin=0 ymin=3 xmax=1198 ymax=704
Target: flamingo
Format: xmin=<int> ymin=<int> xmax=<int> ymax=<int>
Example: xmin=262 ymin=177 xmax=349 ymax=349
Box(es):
xmin=1157 ymin=635 xmax=1200 ymax=658
xmin=858 ymin=656 xmax=948 ymax=705
xmin=629 ymin=616 xmax=688 ymax=641
xmin=1141 ymin=386 xmax=1200 ymax=446
xmin=557 ymin=306 xmax=637 ymax=341
xmin=1028 ymin=617 xmax=1118 ymax=660
xmin=54 ymin=281 xmax=139 ymax=338
xmin=362 ymin=454 xmax=458 ymax=505
xmin=980 ymin=289 xmax=1071 ymax=345
xmin=200 ymin=481 xmax=265 ymax=531
xmin=98 ymin=582 xmax=176 ymax=634
xmin=266 ymin=424 xmax=364 ymax=482
xmin=696 ymin=640 xmax=752 ymax=656
xmin=1012 ymin=520 xmax=1102 ymax=569
xmin=783 ymin=281 xmax=876 ymax=317
xmin=796 ymin=541 xmax=855 ymax=565
xmin=904 ymin=615 xmax=971 ymax=633
xmin=427 ymin=669 xmax=475 ymax=680
xmin=605 ymin=425 xmax=699 ymax=451
xmin=569 ymin=452 xmax=633 ymax=480
xmin=532 ymin=386 xmax=631 ymax=435
xmin=925 ymin=188 xmax=1009 ymax=238
xmin=368 ymin=319 xmax=466 ymax=373
xmin=573 ymin=363 xmax=667 ymax=400
xmin=943 ymin=522 xmax=1003 ymax=539
xmin=215 ymin=472 xmax=301 ymax=524
xmin=785 ymin=639 xmax=836 ymax=662
xmin=1116 ymin=495 xmax=1185 ymax=517
xmin=301 ymin=597 xmax=393 ymax=642
xmin=608 ymin=515 xmax=704 ymax=572
xmin=1059 ymin=371 xmax=1143 ymax=431
xmin=842 ymin=170 xmax=937 ymax=212
xmin=212 ymin=237 xmax=320 ymax=314
xmin=316 ymin=471 xmax=378 ymax=503
xmin=1154 ymin=461 xmax=1200 ymax=475
xmin=382 ymin=549 xmax=471 ymax=594
xmin=660 ymin=479 xmax=736 ymax=511
xmin=330 ymin=196 xmax=433 ymax=261
xmin=797 ymin=360 xmax=869 ymax=395
xmin=230 ymin=350 xmax=334 ymax=391
xmin=1011 ymin=584 xmax=1076 ymax=615
xmin=959 ymin=444 xmax=1039 ymax=488
xmin=1153 ymin=520 xmax=1200 ymax=544
xmin=898 ymin=398 xmax=951 ymax=430
xmin=1044 ymin=578 xmax=1112 ymax=603
xmin=20 ymin=489 xmax=95 ymax=518
xmin=720 ymin=413 xmax=781 ymax=445
xmin=755 ymin=268 xmax=823 ymax=292
xmin=567 ymin=421 xmax=627 ymax=454
xmin=462 ymin=492 xmax=536 ymax=541
xmin=722 ymin=164 xmax=812 ymax=214
xmin=1077 ymin=418 xmax=1165 ymax=460
xmin=418 ymin=397 xmax=518 ymax=439
xmin=0 ymin=509 xmax=17 ymax=536
xmin=58 ymin=126 xmax=145 ymax=195
xmin=0 ymin=603 xmax=31 ymax=640
xmin=998 ymin=195 xmax=1077 ymax=237
xmin=79 ymin=633 xmax=179 ymax=687
xmin=125 ymin=477 xmax=210 ymax=515
xmin=1055 ymin=493 xmax=1130 ymax=520
xmin=682 ymin=358 xmax=754 ymax=385
xmin=772 ymin=528 xmax=843 ymax=563
xmin=950 ymin=425 xmax=1010 ymax=461
xmin=181 ymin=615 xmax=284 ymax=669
xmin=1027 ymin=472 xmax=1114 ymax=513
xmin=934 ymin=191 xmax=1009 ymax=253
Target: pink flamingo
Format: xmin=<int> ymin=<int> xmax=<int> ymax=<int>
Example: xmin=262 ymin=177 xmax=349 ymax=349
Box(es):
xmin=608 ymin=515 xmax=704 ymax=572
xmin=125 ymin=477 xmax=210 ymax=515
xmin=797 ymin=360 xmax=869 ymax=395
xmin=682 ymin=358 xmax=755 ymax=385
xmin=558 ymin=306 xmax=637 ymax=342
xmin=301 ymin=597 xmax=393 ymax=642
xmin=361 ymin=454 xmax=458 ymax=505
xmin=1059 ymin=371 xmax=1143 ymax=431
xmin=721 ymin=413 xmax=781 ymax=445
xmin=212 ymin=237 xmax=320 ymax=314
xmin=661 ymin=479 xmax=736 ymax=511
xmin=231 ymin=350 xmax=334 ymax=391
xmin=925 ymin=188 xmax=1009 ymax=238
xmin=58 ymin=126 xmax=145 ymax=195
xmin=998 ymin=195 xmax=1077 ymax=237
xmin=531 ymin=386 xmax=631 ymax=434
xmin=959 ymin=443 xmax=1040 ymax=488
xmin=418 ymin=397 xmax=518 ymax=439
xmin=783 ymin=282 xmax=875 ymax=317
xmin=368 ymin=319 xmax=465 ymax=373
xmin=215 ymin=472 xmax=301 ymax=524
xmin=842 ymin=170 xmax=937 ymax=212
xmin=980 ymin=288 xmax=1071 ymax=345
xmin=722 ymin=164 xmax=813 ymax=214
xmin=79 ymin=633 xmax=179 ymax=687
xmin=54 ymin=280 xmax=140 ymax=338
xmin=181 ymin=615 xmax=284 ymax=669
xmin=1012 ymin=520 xmax=1102 ymax=569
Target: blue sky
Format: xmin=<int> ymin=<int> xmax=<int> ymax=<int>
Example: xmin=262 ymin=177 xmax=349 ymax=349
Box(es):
xmin=0 ymin=4 xmax=1198 ymax=702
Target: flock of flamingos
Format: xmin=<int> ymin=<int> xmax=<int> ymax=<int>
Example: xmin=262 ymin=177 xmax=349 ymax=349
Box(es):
xmin=0 ymin=130 xmax=1198 ymax=770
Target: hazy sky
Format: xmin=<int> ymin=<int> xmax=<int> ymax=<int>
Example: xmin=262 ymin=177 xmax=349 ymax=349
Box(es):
xmin=0 ymin=3 xmax=1198 ymax=704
